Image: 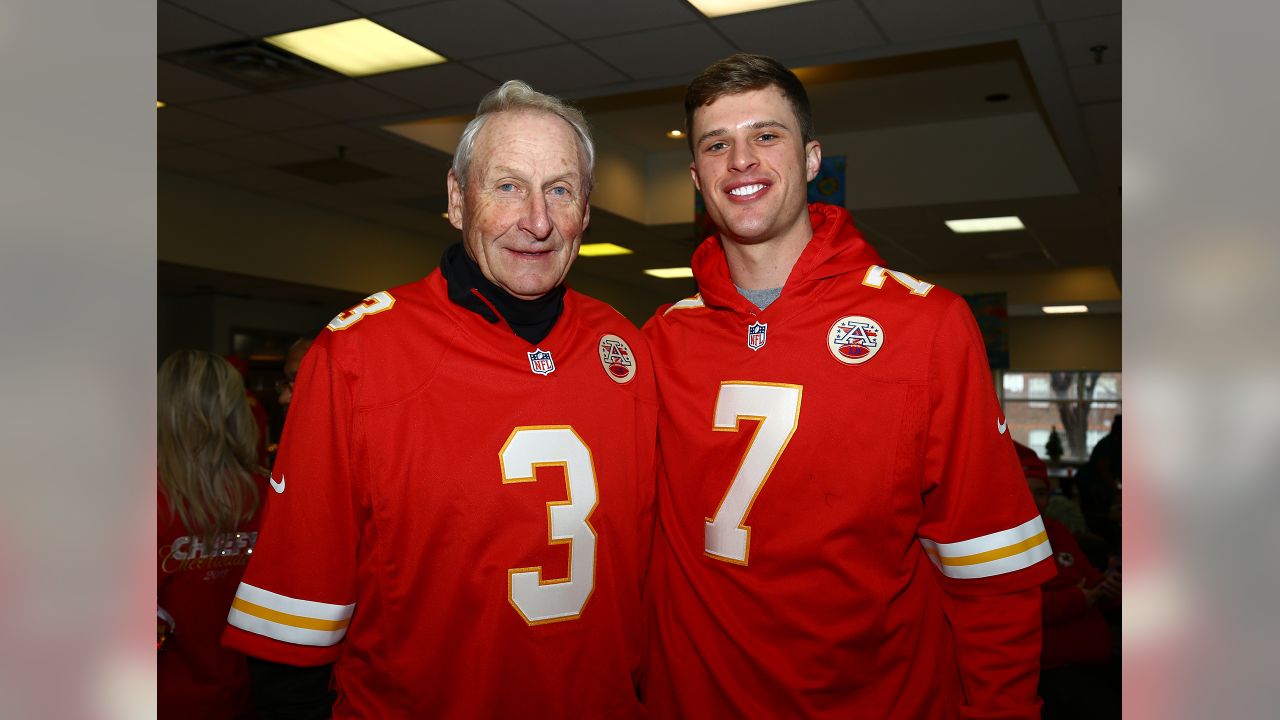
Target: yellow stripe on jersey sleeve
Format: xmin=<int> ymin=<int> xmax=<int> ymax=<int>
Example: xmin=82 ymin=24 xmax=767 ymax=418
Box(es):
xmin=226 ymin=582 xmax=355 ymax=647
xmin=920 ymin=516 xmax=1052 ymax=580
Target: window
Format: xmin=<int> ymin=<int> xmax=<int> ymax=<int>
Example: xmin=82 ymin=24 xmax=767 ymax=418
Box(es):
xmin=998 ymin=371 xmax=1121 ymax=463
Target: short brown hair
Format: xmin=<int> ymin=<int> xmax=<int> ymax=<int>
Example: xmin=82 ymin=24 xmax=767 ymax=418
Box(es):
xmin=684 ymin=53 xmax=814 ymax=151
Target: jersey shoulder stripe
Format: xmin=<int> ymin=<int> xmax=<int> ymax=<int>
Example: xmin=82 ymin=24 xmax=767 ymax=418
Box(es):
xmin=227 ymin=582 xmax=355 ymax=647
xmin=662 ymin=294 xmax=705 ymax=316
xmin=919 ymin=516 xmax=1051 ymax=580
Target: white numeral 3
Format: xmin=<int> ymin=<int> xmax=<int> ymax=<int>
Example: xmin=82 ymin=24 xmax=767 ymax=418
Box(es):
xmin=501 ymin=426 xmax=598 ymax=624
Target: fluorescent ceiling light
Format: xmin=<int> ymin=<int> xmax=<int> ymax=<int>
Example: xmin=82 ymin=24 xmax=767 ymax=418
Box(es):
xmin=1042 ymin=305 xmax=1089 ymax=314
xmin=945 ymin=216 xmax=1025 ymax=233
xmin=644 ymin=267 xmax=694 ymax=279
xmin=666 ymin=129 xmax=685 ymax=139
xmin=265 ymin=19 xmax=446 ymax=77
xmin=578 ymin=243 xmax=633 ymax=257
xmin=688 ymin=0 xmax=818 ymax=18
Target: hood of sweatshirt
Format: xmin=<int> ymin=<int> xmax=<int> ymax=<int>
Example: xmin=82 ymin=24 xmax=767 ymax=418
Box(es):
xmin=691 ymin=203 xmax=885 ymax=314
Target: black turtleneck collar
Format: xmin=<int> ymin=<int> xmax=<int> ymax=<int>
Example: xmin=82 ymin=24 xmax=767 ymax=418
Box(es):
xmin=440 ymin=242 xmax=566 ymax=345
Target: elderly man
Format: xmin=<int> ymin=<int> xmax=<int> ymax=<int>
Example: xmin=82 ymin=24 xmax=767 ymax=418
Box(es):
xmin=644 ymin=54 xmax=1055 ymax=719
xmin=223 ymin=81 xmax=656 ymax=718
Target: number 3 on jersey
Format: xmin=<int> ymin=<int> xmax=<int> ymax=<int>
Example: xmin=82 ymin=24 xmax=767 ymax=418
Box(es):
xmin=705 ymin=382 xmax=803 ymax=564
xmin=501 ymin=426 xmax=598 ymax=625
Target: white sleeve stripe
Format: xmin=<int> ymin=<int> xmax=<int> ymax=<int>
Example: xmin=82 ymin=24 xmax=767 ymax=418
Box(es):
xmin=234 ymin=582 xmax=355 ymax=621
xmin=925 ymin=540 xmax=1054 ymax=580
xmin=227 ymin=607 xmax=349 ymax=647
xmin=920 ymin=516 xmax=1046 ymax=558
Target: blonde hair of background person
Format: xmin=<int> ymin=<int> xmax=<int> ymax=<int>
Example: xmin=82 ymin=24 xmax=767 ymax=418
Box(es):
xmin=158 ymin=349 xmax=263 ymax=547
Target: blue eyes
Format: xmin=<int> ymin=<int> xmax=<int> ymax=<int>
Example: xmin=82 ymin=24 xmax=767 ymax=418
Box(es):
xmin=496 ymin=183 xmax=571 ymax=197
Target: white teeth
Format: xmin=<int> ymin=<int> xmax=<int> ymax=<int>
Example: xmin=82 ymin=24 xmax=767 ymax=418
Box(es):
xmin=730 ymin=184 xmax=765 ymax=196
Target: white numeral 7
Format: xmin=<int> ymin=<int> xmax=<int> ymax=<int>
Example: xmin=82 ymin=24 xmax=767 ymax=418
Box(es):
xmin=705 ymin=382 xmax=803 ymax=564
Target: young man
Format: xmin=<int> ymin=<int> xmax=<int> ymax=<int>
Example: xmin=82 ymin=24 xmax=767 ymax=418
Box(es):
xmin=644 ymin=54 xmax=1056 ymax=719
xmin=223 ymin=81 xmax=657 ymax=718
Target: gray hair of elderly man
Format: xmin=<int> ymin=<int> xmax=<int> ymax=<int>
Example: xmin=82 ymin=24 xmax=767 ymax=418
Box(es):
xmin=450 ymin=79 xmax=596 ymax=192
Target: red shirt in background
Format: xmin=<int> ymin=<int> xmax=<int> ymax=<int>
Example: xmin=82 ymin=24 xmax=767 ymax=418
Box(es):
xmin=158 ymin=480 xmax=265 ymax=720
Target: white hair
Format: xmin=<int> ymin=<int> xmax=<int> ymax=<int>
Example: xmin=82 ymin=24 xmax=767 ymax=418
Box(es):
xmin=451 ymin=80 xmax=595 ymax=191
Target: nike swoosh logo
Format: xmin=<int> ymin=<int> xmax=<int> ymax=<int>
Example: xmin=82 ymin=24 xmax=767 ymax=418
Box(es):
xmin=269 ymin=474 xmax=286 ymax=494
xmin=997 ymin=417 xmax=1008 ymax=435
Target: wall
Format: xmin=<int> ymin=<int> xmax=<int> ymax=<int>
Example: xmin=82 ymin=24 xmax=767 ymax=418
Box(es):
xmin=159 ymin=171 xmax=447 ymax=294
xmin=1008 ymin=314 xmax=1121 ymax=370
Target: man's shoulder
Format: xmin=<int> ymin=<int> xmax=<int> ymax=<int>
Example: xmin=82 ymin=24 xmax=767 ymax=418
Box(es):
xmin=643 ymin=293 xmax=710 ymax=335
xmin=567 ymin=289 xmax=647 ymax=342
xmin=318 ymin=275 xmax=446 ymax=350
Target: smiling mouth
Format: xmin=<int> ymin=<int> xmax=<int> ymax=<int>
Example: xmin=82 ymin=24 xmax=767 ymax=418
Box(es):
xmin=728 ymin=183 xmax=767 ymax=197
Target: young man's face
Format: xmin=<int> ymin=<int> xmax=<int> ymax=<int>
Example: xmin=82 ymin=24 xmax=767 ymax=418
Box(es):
xmin=689 ymin=85 xmax=820 ymax=247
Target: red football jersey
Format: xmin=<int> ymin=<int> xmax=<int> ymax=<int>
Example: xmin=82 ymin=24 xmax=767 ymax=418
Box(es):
xmin=643 ymin=204 xmax=1055 ymax=719
xmin=158 ymin=480 xmax=264 ymax=719
xmin=222 ymin=272 xmax=658 ymax=718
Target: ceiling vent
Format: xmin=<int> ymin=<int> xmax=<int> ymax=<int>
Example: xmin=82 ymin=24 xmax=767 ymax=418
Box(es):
xmin=165 ymin=40 xmax=341 ymax=91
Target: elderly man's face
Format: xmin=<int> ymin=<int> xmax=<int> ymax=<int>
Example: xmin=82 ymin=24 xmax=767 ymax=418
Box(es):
xmin=448 ymin=110 xmax=590 ymax=300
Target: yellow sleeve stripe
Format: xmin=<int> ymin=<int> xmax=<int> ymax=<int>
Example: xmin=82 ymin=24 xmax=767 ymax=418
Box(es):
xmin=226 ymin=582 xmax=356 ymax=647
xmin=926 ymin=530 xmax=1049 ymax=567
xmin=920 ymin=516 xmax=1052 ymax=580
xmin=230 ymin=597 xmax=351 ymax=632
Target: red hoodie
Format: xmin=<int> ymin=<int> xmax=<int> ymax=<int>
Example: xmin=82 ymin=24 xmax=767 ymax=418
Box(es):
xmin=644 ymin=204 xmax=1054 ymax=719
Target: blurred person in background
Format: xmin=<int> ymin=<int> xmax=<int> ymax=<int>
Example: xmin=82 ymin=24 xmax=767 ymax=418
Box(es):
xmin=158 ymin=349 xmax=267 ymax=719
xmin=1016 ymin=441 xmax=1120 ymax=719
xmin=1074 ymin=414 xmax=1122 ymax=556
xmin=275 ymin=337 xmax=313 ymax=412
xmin=224 ymin=354 xmax=271 ymax=466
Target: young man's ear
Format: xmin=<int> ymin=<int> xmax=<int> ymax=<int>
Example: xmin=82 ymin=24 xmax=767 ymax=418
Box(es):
xmin=688 ymin=162 xmax=703 ymax=194
xmin=805 ymin=141 xmax=822 ymax=183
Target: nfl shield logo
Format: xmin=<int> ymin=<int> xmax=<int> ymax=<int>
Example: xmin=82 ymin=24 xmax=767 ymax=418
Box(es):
xmin=747 ymin=322 xmax=767 ymax=351
xmin=527 ymin=348 xmax=556 ymax=376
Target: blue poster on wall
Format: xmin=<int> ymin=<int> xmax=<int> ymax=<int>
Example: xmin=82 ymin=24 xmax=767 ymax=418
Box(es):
xmin=807 ymin=155 xmax=846 ymax=207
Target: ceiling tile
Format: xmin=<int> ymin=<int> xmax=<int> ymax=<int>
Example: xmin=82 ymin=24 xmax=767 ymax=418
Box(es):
xmin=712 ymin=1 xmax=883 ymax=61
xmin=343 ymin=176 xmax=437 ymax=201
xmin=158 ymin=2 xmax=246 ymax=53
xmin=186 ymin=95 xmax=329 ymax=132
xmin=278 ymin=124 xmax=415 ymax=154
xmin=581 ymin=24 xmax=737 ymax=81
xmin=166 ymin=0 xmax=356 ymax=36
xmin=507 ymin=0 xmax=699 ymax=40
xmin=158 ymin=60 xmax=249 ymax=104
xmin=1069 ymin=62 xmax=1120 ymax=104
xmin=158 ymin=107 xmax=255 ymax=143
xmin=200 ymin=135 xmax=329 ymax=164
xmin=1040 ymin=0 xmax=1120 ymax=22
xmin=352 ymin=149 xmax=455 ymax=178
xmin=362 ymin=63 xmax=498 ymax=111
xmin=1055 ymin=15 xmax=1121 ymax=67
xmin=468 ymin=45 xmax=628 ymax=93
xmin=269 ymin=81 xmax=423 ymax=121
xmin=205 ymin=166 xmax=333 ymax=196
xmin=159 ymin=144 xmax=253 ymax=173
xmin=860 ymin=0 xmax=1040 ymax=43
xmin=377 ymin=0 xmax=563 ymax=61
xmin=345 ymin=0 xmax=442 ymax=12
